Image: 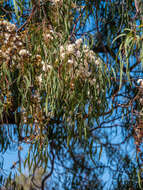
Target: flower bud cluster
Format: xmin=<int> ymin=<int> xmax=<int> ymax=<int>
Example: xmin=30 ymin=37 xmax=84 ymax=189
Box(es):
xmin=43 ymin=29 xmax=54 ymax=43
xmin=50 ymin=0 xmax=63 ymax=4
xmin=0 ymin=20 xmax=16 ymax=32
xmin=0 ymin=20 xmax=30 ymax=65
xmin=59 ymin=38 xmax=102 ymax=86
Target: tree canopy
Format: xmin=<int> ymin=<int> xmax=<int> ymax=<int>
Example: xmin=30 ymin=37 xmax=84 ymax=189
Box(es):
xmin=0 ymin=0 xmax=143 ymax=189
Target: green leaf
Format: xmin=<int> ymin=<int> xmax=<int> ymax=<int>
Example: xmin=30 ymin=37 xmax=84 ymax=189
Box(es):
xmin=137 ymin=170 xmax=142 ymax=189
xmin=67 ymin=133 xmax=72 ymax=147
xmin=13 ymin=0 xmax=19 ymax=20
xmin=45 ymin=95 xmax=48 ymax=116
xmin=112 ymin=33 xmax=126 ymax=44
xmin=84 ymin=125 xmax=87 ymax=139
xmin=111 ymin=67 xmax=116 ymax=81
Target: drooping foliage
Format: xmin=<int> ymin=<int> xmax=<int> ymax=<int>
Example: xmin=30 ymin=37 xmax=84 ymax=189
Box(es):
xmin=0 ymin=0 xmax=143 ymax=189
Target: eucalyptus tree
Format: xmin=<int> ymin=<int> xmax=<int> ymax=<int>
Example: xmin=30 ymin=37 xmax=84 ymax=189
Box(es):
xmin=0 ymin=0 xmax=143 ymax=189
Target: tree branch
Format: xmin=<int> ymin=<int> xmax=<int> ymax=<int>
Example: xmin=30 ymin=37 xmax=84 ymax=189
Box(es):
xmin=41 ymin=150 xmax=55 ymax=190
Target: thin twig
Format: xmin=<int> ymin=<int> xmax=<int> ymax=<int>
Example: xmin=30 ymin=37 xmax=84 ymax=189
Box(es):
xmin=16 ymin=5 xmax=37 ymax=32
xmin=41 ymin=149 xmax=55 ymax=190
